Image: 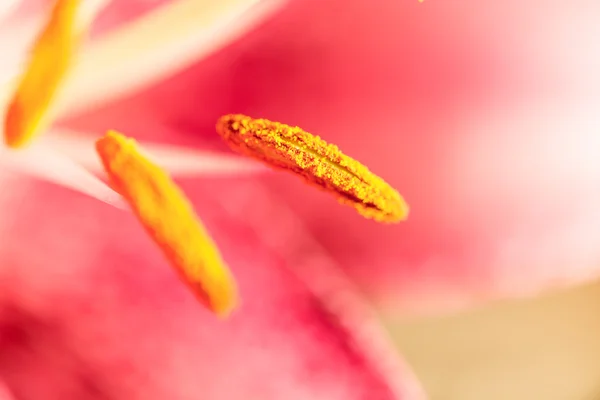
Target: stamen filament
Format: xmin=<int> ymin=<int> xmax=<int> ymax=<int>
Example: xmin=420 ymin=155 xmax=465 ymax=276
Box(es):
xmin=43 ymin=129 xmax=266 ymax=178
xmin=96 ymin=131 xmax=238 ymax=317
xmin=0 ymin=143 xmax=125 ymax=208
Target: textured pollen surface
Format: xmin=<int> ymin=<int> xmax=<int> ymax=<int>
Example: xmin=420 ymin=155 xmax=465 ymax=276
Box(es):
xmin=95 ymin=131 xmax=237 ymax=317
xmin=217 ymin=114 xmax=409 ymax=223
xmin=4 ymin=0 xmax=81 ymax=148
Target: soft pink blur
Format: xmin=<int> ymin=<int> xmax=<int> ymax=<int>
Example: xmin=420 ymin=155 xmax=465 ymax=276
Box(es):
xmin=2 ymin=0 xmax=600 ymax=398
xmin=68 ymin=0 xmax=600 ymax=313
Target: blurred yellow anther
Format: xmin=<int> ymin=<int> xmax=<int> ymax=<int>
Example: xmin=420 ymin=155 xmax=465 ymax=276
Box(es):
xmin=4 ymin=0 xmax=81 ymax=148
xmin=95 ymin=131 xmax=238 ymax=317
xmin=217 ymin=114 xmax=409 ymax=223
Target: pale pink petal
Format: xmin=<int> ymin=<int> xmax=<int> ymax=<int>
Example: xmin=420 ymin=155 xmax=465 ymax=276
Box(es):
xmin=0 ymin=177 xmax=422 ymax=399
xmin=0 ymin=380 xmax=15 ymax=400
xmin=88 ymin=0 xmax=173 ymax=34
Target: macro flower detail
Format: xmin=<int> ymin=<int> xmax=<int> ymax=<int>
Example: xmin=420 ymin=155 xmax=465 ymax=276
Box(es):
xmin=217 ymin=114 xmax=409 ymax=223
xmin=4 ymin=0 xmax=80 ymax=149
xmin=2 ymin=0 xmax=409 ymax=320
xmin=96 ymin=131 xmax=237 ymax=317
xmin=0 ymin=0 xmax=597 ymax=398
xmin=0 ymin=0 xmax=430 ymax=398
xmin=3 ymin=0 xmax=238 ymax=317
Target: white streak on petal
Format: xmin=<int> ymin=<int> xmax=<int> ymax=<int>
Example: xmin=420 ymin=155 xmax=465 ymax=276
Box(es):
xmin=54 ymin=0 xmax=287 ymax=118
xmin=126 ymin=141 xmax=267 ymax=177
xmin=0 ymin=0 xmax=19 ymax=22
xmin=79 ymin=0 xmax=114 ymax=29
xmin=0 ymin=14 xmax=43 ymax=82
xmin=43 ymin=129 xmax=266 ymax=178
xmin=0 ymin=143 xmax=125 ymax=209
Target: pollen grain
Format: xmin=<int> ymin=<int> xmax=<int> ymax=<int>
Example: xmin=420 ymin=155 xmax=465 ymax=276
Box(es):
xmin=95 ymin=131 xmax=238 ymax=317
xmin=216 ymin=114 xmax=408 ymax=223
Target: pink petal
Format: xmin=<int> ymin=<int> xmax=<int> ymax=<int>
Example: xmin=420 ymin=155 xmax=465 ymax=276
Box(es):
xmin=0 ymin=381 xmax=14 ymax=400
xmin=65 ymin=0 xmax=600 ymax=314
xmin=0 ymin=1 xmax=19 ymax=22
xmin=0 ymin=177 xmax=422 ymax=399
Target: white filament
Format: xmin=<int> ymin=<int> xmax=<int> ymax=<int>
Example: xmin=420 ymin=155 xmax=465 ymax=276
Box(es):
xmin=0 ymin=142 xmax=125 ymax=208
xmin=43 ymin=129 xmax=266 ymax=177
xmin=54 ymin=0 xmax=287 ymax=118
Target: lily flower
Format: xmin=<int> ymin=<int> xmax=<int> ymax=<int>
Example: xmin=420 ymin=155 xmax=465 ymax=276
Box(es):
xmin=0 ymin=0 xmax=422 ymax=399
xmin=3 ymin=0 xmax=598 ymax=398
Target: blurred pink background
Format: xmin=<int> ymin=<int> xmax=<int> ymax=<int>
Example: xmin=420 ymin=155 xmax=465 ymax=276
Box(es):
xmin=1 ymin=0 xmax=599 ymax=399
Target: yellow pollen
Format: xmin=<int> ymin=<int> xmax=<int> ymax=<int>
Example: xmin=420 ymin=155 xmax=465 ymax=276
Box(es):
xmin=95 ymin=131 xmax=238 ymax=317
xmin=4 ymin=0 xmax=81 ymax=149
xmin=216 ymin=114 xmax=409 ymax=223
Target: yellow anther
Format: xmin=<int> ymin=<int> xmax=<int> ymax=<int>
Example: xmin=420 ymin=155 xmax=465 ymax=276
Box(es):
xmin=217 ymin=114 xmax=409 ymax=223
xmin=5 ymin=0 xmax=81 ymax=148
xmin=96 ymin=131 xmax=238 ymax=317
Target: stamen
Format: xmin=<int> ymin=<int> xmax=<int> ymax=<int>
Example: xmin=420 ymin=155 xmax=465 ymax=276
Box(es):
xmin=4 ymin=0 xmax=81 ymax=149
xmin=216 ymin=114 xmax=409 ymax=223
xmin=95 ymin=131 xmax=238 ymax=317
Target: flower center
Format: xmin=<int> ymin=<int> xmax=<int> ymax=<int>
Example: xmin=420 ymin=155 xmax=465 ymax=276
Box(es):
xmin=2 ymin=0 xmax=409 ymax=319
